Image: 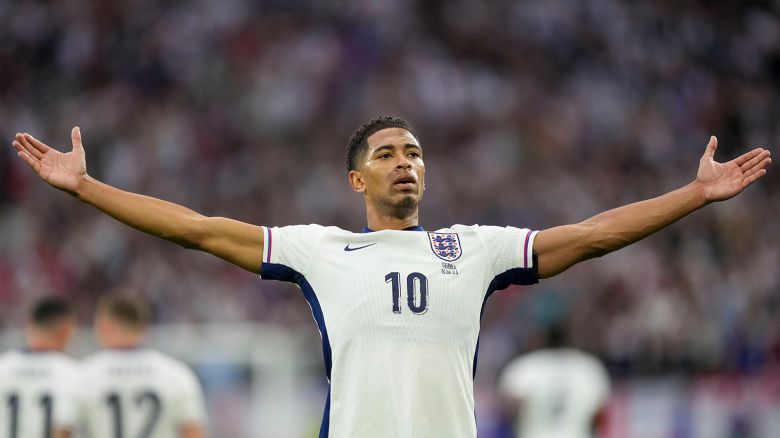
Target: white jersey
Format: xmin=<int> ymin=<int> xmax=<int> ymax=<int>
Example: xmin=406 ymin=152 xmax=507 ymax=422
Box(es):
xmin=77 ymin=348 xmax=205 ymax=438
xmin=0 ymin=349 xmax=79 ymax=438
xmin=499 ymin=348 xmax=610 ymax=438
xmin=260 ymin=224 xmax=539 ymax=438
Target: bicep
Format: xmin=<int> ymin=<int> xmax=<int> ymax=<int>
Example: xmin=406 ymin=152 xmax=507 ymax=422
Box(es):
xmin=534 ymin=223 xmax=595 ymax=278
xmin=194 ymin=217 xmax=264 ymax=273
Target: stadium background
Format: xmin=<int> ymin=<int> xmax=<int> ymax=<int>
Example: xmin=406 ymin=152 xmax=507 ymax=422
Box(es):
xmin=1 ymin=0 xmax=779 ymax=436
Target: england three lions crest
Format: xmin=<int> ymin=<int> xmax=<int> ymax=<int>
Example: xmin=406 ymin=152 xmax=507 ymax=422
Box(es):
xmin=428 ymin=232 xmax=462 ymax=261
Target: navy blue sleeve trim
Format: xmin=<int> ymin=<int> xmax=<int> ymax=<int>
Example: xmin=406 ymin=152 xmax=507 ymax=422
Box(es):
xmin=260 ymin=262 xmax=333 ymax=380
xmin=492 ymin=252 xmax=540 ymax=291
xmin=472 ymin=255 xmax=539 ymax=378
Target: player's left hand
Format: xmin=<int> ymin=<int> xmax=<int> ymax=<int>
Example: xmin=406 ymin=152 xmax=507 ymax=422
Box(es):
xmin=697 ymin=136 xmax=771 ymax=203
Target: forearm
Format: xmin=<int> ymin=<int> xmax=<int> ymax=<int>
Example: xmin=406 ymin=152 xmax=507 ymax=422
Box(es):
xmin=536 ymin=181 xmax=708 ymax=278
xmin=583 ymin=181 xmax=707 ymax=256
xmin=75 ymin=175 xmax=205 ymax=248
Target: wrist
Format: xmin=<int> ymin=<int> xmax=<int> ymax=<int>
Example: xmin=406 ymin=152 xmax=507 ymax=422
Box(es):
xmin=73 ymin=174 xmax=95 ymax=201
xmin=688 ymin=180 xmax=709 ymax=207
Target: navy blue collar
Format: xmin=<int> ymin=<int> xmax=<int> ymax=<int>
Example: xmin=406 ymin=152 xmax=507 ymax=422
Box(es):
xmin=362 ymin=225 xmax=425 ymax=233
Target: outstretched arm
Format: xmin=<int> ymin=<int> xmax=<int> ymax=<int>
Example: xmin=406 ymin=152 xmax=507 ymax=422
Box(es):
xmin=12 ymin=127 xmax=264 ymax=273
xmin=534 ymin=137 xmax=771 ymax=278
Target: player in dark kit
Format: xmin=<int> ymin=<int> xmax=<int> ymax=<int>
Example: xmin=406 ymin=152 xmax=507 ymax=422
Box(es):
xmin=11 ymin=116 xmax=771 ymax=437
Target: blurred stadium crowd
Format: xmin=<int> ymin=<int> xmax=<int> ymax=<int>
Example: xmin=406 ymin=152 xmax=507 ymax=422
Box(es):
xmin=1 ymin=0 xmax=779 ymax=402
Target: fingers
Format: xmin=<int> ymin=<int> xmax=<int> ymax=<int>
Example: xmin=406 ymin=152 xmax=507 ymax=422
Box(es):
xmin=703 ymin=136 xmax=718 ymax=159
xmin=14 ymin=148 xmax=42 ymax=173
xmin=742 ymin=156 xmax=772 ymax=180
xmin=14 ymin=133 xmax=44 ymax=159
xmin=11 ymin=137 xmax=42 ymax=172
xmin=23 ymin=133 xmax=51 ymax=155
xmin=71 ymin=126 xmax=83 ymax=152
xmin=738 ymin=149 xmax=771 ymax=172
xmin=743 ymin=168 xmax=768 ymax=187
xmin=734 ymin=148 xmax=765 ymax=167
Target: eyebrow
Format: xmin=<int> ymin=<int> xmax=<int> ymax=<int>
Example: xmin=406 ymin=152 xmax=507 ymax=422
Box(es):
xmin=371 ymin=144 xmax=422 ymax=155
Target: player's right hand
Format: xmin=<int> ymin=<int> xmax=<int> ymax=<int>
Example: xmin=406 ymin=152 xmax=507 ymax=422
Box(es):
xmin=12 ymin=126 xmax=87 ymax=194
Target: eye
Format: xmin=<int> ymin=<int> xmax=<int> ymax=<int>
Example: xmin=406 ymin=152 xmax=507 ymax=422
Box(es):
xmin=408 ymin=151 xmax=421 ymax=158
xmin=378 ymin=153 xmax=391 ymax=159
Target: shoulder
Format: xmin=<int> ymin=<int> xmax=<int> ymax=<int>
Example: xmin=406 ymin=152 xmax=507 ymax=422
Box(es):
xmin=48 ymin=352 xmax=78 ymax=370
xmin=78 ymin=351 xmax=107 ymax=373
xmin=266 ymin=224 xmax=352 ymax=240
xmin=570 ymin=350 xmax=609 ymax=376
xmin=439 ymin=224 xmax=479 ymax=233
xmin=0 ymin=351 xmax=16 ymax=372
xmin=0 ymin=350 xmax=16 ymax=363
xmin=80 ymin=349 xmax=109 ymax=364
xmin=443 ymin=224 xmax=534 ymax=238
xmin=46 ymin=354 xmax=80 ymax=382
xmin=504 ymin=350 xmax=555 ymax=374
xmin=146 ymin=349 xmax=196 ymax=378
xmin=268 ymin=224 xmax=344 ymax=233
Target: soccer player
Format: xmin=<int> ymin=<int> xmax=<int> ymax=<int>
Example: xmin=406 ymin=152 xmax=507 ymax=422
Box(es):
xmin=75 ymin=293 xmax=206 ymax=438
xmin=499 ymin=324 xmax=610 ymax=438
xmin=10 ymin=116 xmax=771 ymax=437
xmin=0 ymin=296 xmax=79 ymax=438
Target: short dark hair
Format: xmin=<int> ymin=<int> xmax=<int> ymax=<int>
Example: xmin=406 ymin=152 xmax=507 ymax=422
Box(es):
xmin=346 ymin=116 xmax=416 ymax=171
xmin=98 ymin=294 xmax=149 ymax=330
xmin=30 ymin=296 xmax=73 ymax=329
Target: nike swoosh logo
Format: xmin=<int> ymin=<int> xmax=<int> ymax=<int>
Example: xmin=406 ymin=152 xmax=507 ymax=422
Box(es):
xmin=344 ymin=242 xmax=377 ymax=252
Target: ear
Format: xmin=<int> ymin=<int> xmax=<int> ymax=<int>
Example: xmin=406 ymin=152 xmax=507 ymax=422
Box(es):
xmin=349 ymin=169 xmax=366 ymax=193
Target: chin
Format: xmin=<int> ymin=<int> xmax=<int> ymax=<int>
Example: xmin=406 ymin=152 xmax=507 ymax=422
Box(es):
xmin=391 ymin=196 xmax=418 ymax=217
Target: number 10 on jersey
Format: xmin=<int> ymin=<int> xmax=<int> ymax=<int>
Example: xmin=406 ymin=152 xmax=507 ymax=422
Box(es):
xmin=385 ymin=272 xmax=429 ymax=314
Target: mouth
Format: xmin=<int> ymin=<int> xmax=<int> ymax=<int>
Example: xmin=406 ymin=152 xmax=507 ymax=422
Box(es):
xmin=392 ymin=175 xmax=417 ymax=191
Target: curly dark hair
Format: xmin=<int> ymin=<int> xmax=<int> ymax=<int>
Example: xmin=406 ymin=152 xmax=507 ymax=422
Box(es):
xmin=346 ymin=116 xmax=416 ymax=172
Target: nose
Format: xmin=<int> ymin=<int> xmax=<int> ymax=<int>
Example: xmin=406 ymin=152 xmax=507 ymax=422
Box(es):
xmin=396 ymin=156 xmax=412 ymax=169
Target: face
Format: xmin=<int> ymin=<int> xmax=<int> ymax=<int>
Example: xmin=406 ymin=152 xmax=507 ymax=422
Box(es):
xmin=350 ymin=128 xmax=426 ymax=215
xmin=58 ymin=317 xmax=75 ymax=346
xmin=30 ymin=317 xmax=76 ymax=351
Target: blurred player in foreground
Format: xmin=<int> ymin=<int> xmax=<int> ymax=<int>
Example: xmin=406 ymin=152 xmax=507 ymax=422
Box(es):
xmin=0 ymin=296 xmax=78 ymax=438
xmin=499 ymin=324 xmax=610 ymax=438
xmin=10 ymin=116 xmax=771 ymax=437
xmin=76 ymin=293 xmax=206 ymax=438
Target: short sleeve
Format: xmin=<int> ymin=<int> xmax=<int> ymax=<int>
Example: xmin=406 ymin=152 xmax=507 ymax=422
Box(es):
xmin=476 ymin=225 xmax=539 ymax=286
xmin=260 ymin=224 xmax=328 ymax=280
xmin=177 ymin=366 xmax=207 ymax=424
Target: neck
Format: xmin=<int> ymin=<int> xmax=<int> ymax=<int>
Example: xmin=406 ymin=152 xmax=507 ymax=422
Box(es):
xmin=27 ymin=334 xmax=64 ymax=352
xmin=102 ymin=332 xmax=145 ymax=349
xmin=365 ymin=201 xmax=419 ymax=231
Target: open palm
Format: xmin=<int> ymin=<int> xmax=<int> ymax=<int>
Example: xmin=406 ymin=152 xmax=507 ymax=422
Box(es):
xmin=12 ymin=127 xmax=87 ymax=194
xmin=697 ymin=136 xmax=771 ymax=203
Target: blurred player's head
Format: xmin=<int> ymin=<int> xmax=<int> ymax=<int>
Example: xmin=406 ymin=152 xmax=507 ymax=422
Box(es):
xmin=95 ymin=293 xmax=150 ymax=348
xmin=347 ymin=116 xmax=426 ymax=219
xmin=26 ymin=295 xmax=75 ymax=352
